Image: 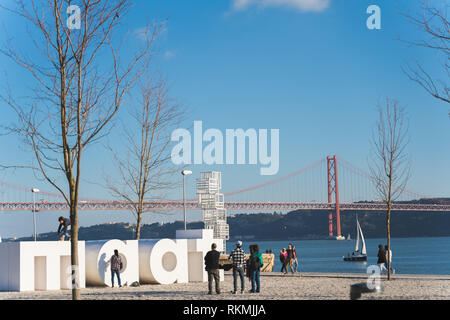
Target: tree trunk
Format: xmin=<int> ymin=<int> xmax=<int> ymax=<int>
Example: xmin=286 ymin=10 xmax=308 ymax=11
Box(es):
xmin=136 ymin=209 xmax=142 ymax=240
xmin=70 ymin=203 xmax=80 ymax=300
xmin=387 ymin=202 xmax=391 ymax=280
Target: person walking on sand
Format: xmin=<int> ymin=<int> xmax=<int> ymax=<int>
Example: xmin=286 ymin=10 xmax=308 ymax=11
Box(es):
xmin=377 ymin=244 xmax=387 ymax=274
xmin=110 ymin=249 xmax=122 ymax=288
xmin=292 ymin=245 xmax=299 ymax=272
xmin=286 ymin=243 xmax=295 ymax=274
xmin=385 ymin=245 xmax=395 ymax=274
xmin=204 ymin=243 xmax=221 ymax=295
xmin=56 ymin=216 xmax=71 ymax=241
xmin=229 ymin=240 xmax=246 ymax=294
xmin=248 ymin=244 xmax=263 ymax=293
xmin=279 ymin=248 xmax=287 ymax=274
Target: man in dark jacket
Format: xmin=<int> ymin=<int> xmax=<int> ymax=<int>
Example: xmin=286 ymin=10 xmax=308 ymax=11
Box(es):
xmin=204 ymin=243 xmax=221 ymax=294
xmin=110 ymin=249 xmax=122 ymax=288
xmin=57 ymin=216 xmax=71 ymax=241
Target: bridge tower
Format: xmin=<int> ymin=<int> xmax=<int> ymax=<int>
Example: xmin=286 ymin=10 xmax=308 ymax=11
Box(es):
xmin=327 ymin=155 xmax=344 ymax=240
xmin=196 ymin=171 xmax=229 ymax=253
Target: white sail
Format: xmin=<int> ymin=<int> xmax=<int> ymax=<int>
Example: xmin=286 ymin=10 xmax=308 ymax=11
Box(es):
xmin=355 ymin=218 xmax=360 ymax=252
xmin=359 ymin=220 xmax=367 ymax=255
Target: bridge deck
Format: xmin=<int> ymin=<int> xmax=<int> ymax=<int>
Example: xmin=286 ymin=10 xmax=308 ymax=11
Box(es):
xmin=0 ymin=201 xmax=449 ymax=211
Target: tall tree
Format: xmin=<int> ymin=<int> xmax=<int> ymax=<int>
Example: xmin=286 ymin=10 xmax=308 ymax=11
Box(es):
xmin=0 ymin=0 xmax=158 ymax=299
xmin=105 ymin=74 xmax=183 ymax=240
xmin=402 ymin=0 xmax=449 ymax=112
xmin=370 ymin=98 xmax=410 ymax=280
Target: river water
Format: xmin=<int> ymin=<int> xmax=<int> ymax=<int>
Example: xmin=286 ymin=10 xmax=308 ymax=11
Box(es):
xmin=227 ymin=237 xmax=450 ymax=275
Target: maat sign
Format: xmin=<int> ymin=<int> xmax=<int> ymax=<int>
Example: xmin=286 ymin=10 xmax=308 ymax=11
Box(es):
xmin=0 ymin=229 xmax=224 ymax=291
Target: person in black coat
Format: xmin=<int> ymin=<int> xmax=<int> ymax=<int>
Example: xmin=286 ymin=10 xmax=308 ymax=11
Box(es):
xmin=377 ymin=244 xmax=387 ymax=274
xmin=57 ymin=216 xmax=71 ymax=241
xmin=204 ymin=243 xmax=221 ymax=294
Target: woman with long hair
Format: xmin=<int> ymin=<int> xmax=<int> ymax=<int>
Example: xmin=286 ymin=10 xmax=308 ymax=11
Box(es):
xmin=248 ymin=244 xmax=263 ymax=293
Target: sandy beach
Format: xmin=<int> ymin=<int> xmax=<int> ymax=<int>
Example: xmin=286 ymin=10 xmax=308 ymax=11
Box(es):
xmin=1 ymin=272 xmax=449 ymax=300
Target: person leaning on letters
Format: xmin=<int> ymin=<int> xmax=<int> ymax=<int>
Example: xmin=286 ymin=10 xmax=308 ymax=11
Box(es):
xmin=204 ymin=243 xmax=221 ymax=295
xmin=110 ymin=249 xmax=123 ymax=288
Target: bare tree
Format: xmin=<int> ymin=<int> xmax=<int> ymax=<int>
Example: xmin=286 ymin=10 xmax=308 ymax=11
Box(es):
xmin=402 ymin=0 xmax=449 ymax=112
xmin=370 ymin=98 xmax=410 ymax=280
xmin=105 ymin=74 xmax=183 ymax=239
xmin=0 ymin=0 xmax=159 ymax=299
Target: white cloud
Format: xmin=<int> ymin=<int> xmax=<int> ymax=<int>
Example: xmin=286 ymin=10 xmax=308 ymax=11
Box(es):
xmin=163 ymin=50 xmax=176 ymax=60
xmin=232 ymin=0 xmax=330 ymax=12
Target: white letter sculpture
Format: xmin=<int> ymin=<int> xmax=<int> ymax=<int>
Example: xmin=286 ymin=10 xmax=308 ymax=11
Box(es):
xmin=85 ymin=240 xmax=139 ymax=287
xmin=176 ymin=229 xmax=224 ymax=282
xmin=0 ymin=229 xmax=224 ymax=291
xmin=139 ymin=239 xmax=188 ymax=284
xmin=0 ymin=241 xmax=86 ymax=291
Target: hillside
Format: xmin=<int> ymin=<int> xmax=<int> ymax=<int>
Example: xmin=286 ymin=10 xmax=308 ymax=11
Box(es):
xmin=8 ymin=207 xmax=450 ymax=242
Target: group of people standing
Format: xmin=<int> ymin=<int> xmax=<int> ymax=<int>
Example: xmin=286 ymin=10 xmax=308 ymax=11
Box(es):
xmin=204 ymin=241 xmax=264 ymax=295
xmin=377 ymin=244 xmax=395 ymax=274
xmin=279 ymin=243 xmax=298 ymax=274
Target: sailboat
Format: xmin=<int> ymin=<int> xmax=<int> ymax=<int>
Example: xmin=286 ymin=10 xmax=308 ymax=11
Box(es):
xmin=343 ymin=217 xmax=367 ymax=262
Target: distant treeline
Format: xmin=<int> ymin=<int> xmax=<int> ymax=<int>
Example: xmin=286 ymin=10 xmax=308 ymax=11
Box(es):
xmin=228 ymin=210 xmax=450 ymax=240
xmin=10 ymin=205 xmax=450 ymax=242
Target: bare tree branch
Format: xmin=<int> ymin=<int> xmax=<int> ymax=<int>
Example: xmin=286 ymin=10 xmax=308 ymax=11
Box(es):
xmin=0 ymin=0 xmax=155 ymax=299
xmin=402 ymin=0 xmax=450 ymax=113
xmin=369 ymin=97 xmax=411 ymax=280
xmin=105 ymin=70 xmax=185 ymax=239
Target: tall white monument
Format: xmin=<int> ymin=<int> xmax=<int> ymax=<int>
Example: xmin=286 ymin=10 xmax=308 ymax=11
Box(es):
xmin=196 ymin=172 xmax=229 ymax=253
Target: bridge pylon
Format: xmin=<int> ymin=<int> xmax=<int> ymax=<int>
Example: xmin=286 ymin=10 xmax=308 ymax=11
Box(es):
xmin=327 ymin=155 xmax=344 ymax=240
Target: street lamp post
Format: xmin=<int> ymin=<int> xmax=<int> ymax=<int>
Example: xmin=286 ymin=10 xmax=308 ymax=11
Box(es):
xmin=31 ymin=188 xmax=40 ymax=241
xmin=181 ymin=170 xmax=192 ymax=230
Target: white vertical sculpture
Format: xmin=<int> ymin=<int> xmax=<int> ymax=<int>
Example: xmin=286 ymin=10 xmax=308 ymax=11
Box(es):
xmin=0 ymin=241 xmax=86 ymax=291
xmin=196 ymin=171 xmax=229 ymax=253
xmin=176 ymin=229 xmax=224 ymax=282
xmin=85 ymin=239 xmax=139 ymax=287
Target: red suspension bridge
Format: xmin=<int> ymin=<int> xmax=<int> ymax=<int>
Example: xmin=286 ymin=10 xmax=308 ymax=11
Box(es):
xmin=1 ymin=156 xmax=449 ymax=238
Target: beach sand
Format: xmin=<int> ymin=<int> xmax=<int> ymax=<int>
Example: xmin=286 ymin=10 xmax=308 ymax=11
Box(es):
xmin=1 ymin=273 xmax=449 ymax=300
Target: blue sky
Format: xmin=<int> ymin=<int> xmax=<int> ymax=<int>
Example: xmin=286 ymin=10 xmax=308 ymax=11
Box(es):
xmin=0 ymin=0 xmax=449 ymax=237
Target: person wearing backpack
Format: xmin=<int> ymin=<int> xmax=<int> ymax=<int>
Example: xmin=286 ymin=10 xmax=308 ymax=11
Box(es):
xmin=248 ymin=244 xmax=263 ymax=293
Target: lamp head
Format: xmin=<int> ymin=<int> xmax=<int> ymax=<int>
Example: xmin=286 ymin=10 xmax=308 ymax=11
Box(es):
xmin=181 ymin=170 xmax=192 ymax=176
